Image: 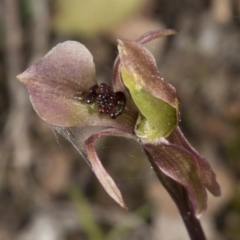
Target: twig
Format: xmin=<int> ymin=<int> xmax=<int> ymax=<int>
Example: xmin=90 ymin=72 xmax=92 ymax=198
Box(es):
xmin=30 ymin=0 xmax=50 ymax=60
xmin=1 ymin=0 xmax=31 ymax=182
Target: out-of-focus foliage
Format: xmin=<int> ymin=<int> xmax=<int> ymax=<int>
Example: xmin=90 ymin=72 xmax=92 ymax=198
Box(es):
xmin=52 ymin=0 xmax=147 ymax=37
xmin=69 ymin=185 xmax=104 ymax=240
xmin=215 ymin=189 xmax=240 ymax=239
xmin=69 ymin=184 xmax=152 ymax=240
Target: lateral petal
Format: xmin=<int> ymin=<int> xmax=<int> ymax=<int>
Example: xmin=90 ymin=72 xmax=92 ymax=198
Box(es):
xmin=144 ymin=142 xmax=207 ymax=218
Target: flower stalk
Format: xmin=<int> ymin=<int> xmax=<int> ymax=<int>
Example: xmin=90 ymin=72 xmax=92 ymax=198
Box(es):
xmin=147 ymin=152 xmax=207 ymax=240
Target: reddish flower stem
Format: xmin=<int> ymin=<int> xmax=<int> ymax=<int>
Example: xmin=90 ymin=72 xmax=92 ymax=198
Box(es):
xmin=171 ymin=186 xmax=207 ymax=240
xmin=146 ymin=152 xmax=207 ymax=240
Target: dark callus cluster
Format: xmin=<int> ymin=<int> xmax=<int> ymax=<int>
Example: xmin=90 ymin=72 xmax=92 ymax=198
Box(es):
xmin=78 ymin=83 xmax=126 ymax=119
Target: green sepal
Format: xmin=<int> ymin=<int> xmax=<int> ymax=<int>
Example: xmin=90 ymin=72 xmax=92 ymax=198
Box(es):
xmin=121 ymin=67 xmax=177 ymax=140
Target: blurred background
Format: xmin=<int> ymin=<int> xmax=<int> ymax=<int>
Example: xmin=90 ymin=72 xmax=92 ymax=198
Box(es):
xmin=0 ymin=0 xmax=240 ymax=239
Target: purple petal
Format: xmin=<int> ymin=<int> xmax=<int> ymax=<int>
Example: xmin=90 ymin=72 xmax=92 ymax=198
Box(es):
xmin=17 ymin=41 xmax=96 ymax=126
xmin=112 ymin=29 xmax=178 ymax=93
xmin=117 ymin=39 xmax=179 ymax=111
xmin=17 ymin=41 xmax=137 ymax=131
xmin=168 ymin=127 xmax=221 ymax=196
xmin=136 ymin=29 xmax=178 ymax=44
xmin=84 ymin=128 xmax=136 ymax=209
xmin=144 ymin=142 xmax=207 ymax=217
xmin=147 ymin=158 xmax=206 ymax=236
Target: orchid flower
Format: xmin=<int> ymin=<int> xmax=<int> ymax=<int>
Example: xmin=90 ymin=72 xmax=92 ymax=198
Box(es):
xmin=17 ymin=29 xmax=220 ymax=240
